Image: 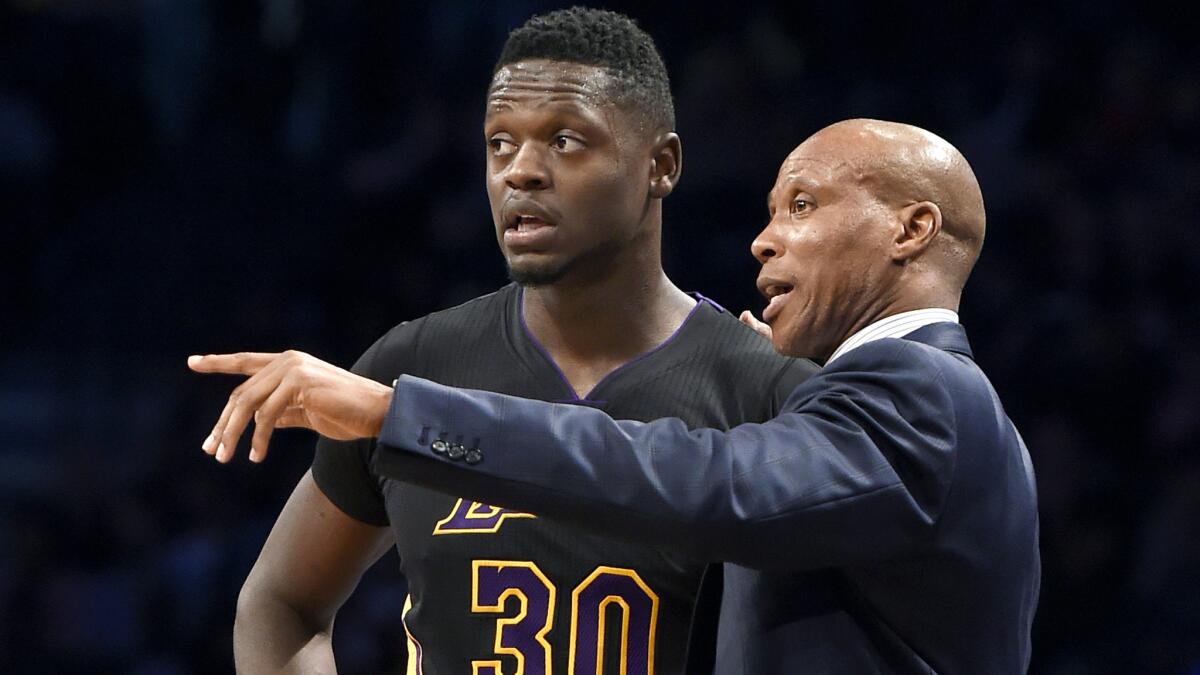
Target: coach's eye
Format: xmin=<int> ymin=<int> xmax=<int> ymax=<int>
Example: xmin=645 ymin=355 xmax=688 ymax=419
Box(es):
xmin=790 ymin=198 xmax=813 ymax=215
xmin=552 ymin=134 xmax=585 ymax=152
xmin=489 ymin=137 xmax=517 ymax=157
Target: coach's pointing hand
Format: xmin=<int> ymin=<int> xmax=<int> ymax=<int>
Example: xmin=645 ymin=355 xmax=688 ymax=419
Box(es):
xmin=188 ymin=351 xmax=393 ymax=463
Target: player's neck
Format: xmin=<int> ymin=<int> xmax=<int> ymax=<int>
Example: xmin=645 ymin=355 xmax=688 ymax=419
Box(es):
xmin=521 ymin=263 xmax=696 ymax=386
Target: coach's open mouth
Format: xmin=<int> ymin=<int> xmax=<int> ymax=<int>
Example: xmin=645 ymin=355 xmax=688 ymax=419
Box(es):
xmin=762 ymin=283 xmax=793 ymax=298
xmin=760 ymin=281 xmax=794 ymax=323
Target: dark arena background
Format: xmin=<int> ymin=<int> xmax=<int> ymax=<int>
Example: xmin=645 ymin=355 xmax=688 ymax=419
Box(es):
xmin=2 ymin=1 xmax=1198 ymax=673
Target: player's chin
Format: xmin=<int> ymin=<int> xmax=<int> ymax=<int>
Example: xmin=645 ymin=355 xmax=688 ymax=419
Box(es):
xmin=506 ymin=257 xmax=568 ymax=287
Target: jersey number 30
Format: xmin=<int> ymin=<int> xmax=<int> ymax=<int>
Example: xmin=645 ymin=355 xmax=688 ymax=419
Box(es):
xmin=471 ymin=560 xmax=659 ymax=675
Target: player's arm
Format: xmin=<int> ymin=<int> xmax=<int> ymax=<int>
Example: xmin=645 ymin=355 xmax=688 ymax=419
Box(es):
xmin=194 ymin=326 xmax=411 ymax=672
xmin=234 ymin=470 xmax=391 ymax=674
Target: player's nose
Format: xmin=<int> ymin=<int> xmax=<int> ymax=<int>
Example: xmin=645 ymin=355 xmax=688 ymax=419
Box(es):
xmin=505 ymin=144 xmax=551 ymax=191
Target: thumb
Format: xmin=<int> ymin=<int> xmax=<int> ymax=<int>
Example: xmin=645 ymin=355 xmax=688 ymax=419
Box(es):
xmin=739 ymin=310 xmax=773 ymax=341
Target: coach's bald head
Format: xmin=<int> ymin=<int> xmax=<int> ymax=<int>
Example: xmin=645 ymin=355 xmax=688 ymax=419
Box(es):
xmin=752 ymin=119 xmax=986 ymax=361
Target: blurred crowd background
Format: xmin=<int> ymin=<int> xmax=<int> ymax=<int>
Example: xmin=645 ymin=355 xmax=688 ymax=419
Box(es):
xmin=1 ymin=1 xmax=1197 ymax=673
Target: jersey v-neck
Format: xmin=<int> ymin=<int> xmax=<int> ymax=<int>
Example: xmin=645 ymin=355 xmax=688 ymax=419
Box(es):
xmin=502 ymin=283 xmax=721 ymax=405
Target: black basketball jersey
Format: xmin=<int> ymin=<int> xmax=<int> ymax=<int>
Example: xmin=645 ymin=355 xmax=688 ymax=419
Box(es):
xmin=312 ymin=283 xmax=815 ymax=675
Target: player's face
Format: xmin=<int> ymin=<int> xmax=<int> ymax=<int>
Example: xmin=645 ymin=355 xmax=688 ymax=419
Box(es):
xmin=484 ymin=60 xmax=654 ymax=286
xmin=751 ymin=131 xmax=902 ymax=362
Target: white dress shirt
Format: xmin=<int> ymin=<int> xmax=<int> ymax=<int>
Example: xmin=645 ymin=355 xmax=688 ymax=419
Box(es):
xmin=825 ymin=308 xmax=959 ymax=365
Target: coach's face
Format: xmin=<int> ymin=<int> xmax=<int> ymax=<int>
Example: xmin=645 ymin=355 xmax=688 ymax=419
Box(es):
xmin=484 ymin=59 xmax=667 ymax=286
xmin=751 ymin=128 xmax=904 ymax=362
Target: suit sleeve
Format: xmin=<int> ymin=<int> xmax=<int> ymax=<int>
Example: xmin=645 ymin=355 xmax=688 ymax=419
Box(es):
xmin=373 ymin=339 xmax=958 ymax=571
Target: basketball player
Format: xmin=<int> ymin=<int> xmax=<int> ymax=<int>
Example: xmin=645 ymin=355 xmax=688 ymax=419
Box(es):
xmin=210 ymin=8 xmax=816 ymax=674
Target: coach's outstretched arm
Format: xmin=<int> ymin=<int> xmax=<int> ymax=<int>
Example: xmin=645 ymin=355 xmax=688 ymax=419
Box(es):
xmin=188 ymin=340 xmax=958 ymax=571
xmin=372 ymin=336 xmax=958 ymax=571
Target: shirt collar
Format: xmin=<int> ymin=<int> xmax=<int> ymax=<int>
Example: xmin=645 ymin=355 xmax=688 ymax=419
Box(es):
xmin=825 ymin=308 xmax=960 ymax=365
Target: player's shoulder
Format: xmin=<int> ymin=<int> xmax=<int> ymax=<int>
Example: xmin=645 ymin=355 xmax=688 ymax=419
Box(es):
xmin=377 ymin=285 xmax=512 ymax=347
xmin=688 ymin=300 xmax=803 ymax=362
xmin=685 ymin=298 xmax=819 ymax=392
xmin=353 ymin=285 xmax=515 ymax=381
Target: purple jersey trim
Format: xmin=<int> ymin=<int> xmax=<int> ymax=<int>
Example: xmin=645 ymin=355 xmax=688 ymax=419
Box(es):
xmin=552 ymin=397 xmax=608 ymax=407
xmin=518 ymin=288 xmax=704 ymax=402
xmin=689 ymin=291 xmax=728 ymax=314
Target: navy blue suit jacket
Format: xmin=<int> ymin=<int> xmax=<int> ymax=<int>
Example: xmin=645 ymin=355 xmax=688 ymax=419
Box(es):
xmin=374 ymin=323 xmax=1040 ymax=673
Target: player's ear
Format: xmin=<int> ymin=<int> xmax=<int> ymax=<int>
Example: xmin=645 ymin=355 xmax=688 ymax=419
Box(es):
xmin=648 ymin=132 xmax=682 ymax=199
xmin=892 ymin=200 xmax=941 ymax=264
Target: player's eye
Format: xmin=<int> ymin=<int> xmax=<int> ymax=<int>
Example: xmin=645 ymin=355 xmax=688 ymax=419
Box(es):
xmin=489 ymin=137 xmax=517 ymax=157
xmin=552 ymin=134 xmax=585 ymax=152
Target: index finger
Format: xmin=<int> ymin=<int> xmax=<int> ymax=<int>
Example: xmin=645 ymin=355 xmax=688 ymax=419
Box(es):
xmin=187 ymin=352 xmax=280 ymax=376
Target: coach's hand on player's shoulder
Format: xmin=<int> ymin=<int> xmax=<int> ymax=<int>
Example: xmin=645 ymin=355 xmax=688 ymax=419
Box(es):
xmin=187 ymin=351 xmax=393 ymax=464
xmin=739 ymin=310 xmax=772 ymax=341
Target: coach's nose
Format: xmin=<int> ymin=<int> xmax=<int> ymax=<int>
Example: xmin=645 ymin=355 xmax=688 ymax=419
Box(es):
xmin=751 ymin=222 xmax=783 ymax=264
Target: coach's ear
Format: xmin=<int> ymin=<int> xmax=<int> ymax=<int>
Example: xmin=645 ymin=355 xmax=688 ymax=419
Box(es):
xmin=892 ymin=200 xmax=942 ymax=264
xmin=649 ymin=132 xmax=682 ymax=199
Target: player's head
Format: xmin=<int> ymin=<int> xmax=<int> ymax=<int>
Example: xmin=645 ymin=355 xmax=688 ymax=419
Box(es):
xmin=752 ymin=119 xmax=986 ymax=361
xmin=485 ymin=7 xmax=681 ymax=286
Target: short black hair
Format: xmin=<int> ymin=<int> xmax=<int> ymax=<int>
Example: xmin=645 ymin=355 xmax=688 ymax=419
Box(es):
xmin=494 ymin=7 xmax=675 ymax=133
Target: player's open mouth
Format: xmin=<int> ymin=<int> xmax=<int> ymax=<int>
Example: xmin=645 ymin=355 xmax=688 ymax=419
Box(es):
xmin=761 ymin=283 xmax=794 ymax=323
xmin=510 ymin=215 xmax=553 ymax=231
xmin=504 ymin=214 xmax=557 ymax=248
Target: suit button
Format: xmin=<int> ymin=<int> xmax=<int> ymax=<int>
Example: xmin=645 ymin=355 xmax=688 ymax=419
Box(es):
xmin=464 ymin=448 xmax=483 ymax=465
xmin=431 ymin=439 xmax=449 ymax=454
xmin=447 ymin=443 xmax=466 ymax=460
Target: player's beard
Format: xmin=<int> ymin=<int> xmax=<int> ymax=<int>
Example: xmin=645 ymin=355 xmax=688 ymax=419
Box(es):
xmin=506 ymin=259 xmax=569 ymax=287
xmin=504 ymin=239 xmax=623 ymax=288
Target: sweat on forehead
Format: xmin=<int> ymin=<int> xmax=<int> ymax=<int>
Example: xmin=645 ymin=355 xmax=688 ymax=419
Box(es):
xmin=487 ymin=60 xmax=616 ymax=105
